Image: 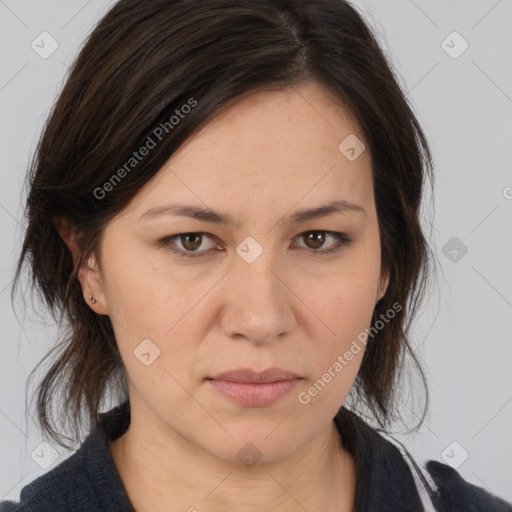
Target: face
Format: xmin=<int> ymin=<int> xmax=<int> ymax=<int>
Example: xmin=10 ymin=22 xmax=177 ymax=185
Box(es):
xmin=72 ymin=81 xmax=389 ymax=464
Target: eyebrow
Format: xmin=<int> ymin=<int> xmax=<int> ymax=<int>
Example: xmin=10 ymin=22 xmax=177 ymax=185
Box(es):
xmin=139 ymin=199 xmax=366 ymax=227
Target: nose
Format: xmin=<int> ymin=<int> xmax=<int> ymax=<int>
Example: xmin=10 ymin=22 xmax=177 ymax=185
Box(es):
xmin=219 ymin=250 xmax=297 ymax=345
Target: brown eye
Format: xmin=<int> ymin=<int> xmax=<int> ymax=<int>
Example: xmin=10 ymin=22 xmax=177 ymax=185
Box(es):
xmin=158 ymin=232 xmax=217 ymax=258
xmin=303 ymin=231 xmax=327 ymax=250
xmin=179 ymin=233 xmax=203 ymax=251
xmin=293 ymin=231 xmax=350 ymax=255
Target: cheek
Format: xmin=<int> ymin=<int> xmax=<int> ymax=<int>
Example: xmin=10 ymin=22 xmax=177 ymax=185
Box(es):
xmin=318 ymin=294 xmax=374 ymax=380
xmin=100 ymin=239 xmax=198 ymax=339
xmin=98 ymin=245 xmax=209 ymax=400
xmin=309 ymin=268 xmax=379 ymax=341
xmin=296 ymin=287 xmax=376 ymax=413
xmin=300 ymin=265 xmax=378 ymax=387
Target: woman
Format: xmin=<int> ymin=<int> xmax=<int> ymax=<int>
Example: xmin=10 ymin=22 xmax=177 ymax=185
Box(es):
xmin=2 ymin=1 xmax=511 ymax=511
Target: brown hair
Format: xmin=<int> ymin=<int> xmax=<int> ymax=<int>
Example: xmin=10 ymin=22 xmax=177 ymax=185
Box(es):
xmin=12 ymin=0 xmax=436 ymax=449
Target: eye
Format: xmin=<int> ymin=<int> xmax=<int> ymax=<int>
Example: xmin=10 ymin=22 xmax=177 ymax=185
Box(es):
xmin=157 ymin=230 xmax=352 ymax=259
xmin=291 ymin=231 xmax=352 ymax=255
xmin=157 ymin=232 xmax=218 ymax=258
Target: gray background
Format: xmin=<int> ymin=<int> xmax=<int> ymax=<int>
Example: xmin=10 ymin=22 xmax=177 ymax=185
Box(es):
xmin=1 ymin=0 xmax=511 ymax=504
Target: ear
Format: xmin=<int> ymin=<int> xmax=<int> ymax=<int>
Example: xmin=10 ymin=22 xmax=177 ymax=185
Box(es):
xmin=54 ymin=216 xmax=109 ymax=315
xmin=376 ymin=266 xmax=390 ymax=304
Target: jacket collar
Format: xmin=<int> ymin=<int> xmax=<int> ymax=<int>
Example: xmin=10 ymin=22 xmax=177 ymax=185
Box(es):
xmin=334 ymin=407 xmax=426 ymax=510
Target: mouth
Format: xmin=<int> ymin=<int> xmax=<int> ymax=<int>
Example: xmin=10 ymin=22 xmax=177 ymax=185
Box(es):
xmin=206 ymin=367 xmax=303 ymax=407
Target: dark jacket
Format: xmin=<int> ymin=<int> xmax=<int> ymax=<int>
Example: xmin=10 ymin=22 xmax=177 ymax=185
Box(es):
xmin=1 ymin=401 xmax=510 ymax=511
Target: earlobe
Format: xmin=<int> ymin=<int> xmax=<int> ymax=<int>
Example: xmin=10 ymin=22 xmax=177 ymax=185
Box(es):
xmin=78 ymin=254 xmax=108 ymax=315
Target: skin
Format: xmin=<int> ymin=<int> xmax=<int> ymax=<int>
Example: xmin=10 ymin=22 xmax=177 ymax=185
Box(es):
xmin=58 ymin=81 xmax=389 ymax=512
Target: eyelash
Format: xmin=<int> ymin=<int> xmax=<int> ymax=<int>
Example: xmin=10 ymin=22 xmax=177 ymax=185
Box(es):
xmin=156 ymin=231 xmax=352 ymax=259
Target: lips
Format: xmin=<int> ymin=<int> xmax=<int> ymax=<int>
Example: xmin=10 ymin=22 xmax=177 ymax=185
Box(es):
xmin=207 ymin=367 xmax=301 ymax=384
xmin=206 ymin=367 xmax=303 ymax=407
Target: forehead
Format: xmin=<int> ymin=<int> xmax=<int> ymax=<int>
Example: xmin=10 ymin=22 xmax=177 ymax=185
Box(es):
xmin=126 ymin=82 xmax=374 ymax=222
xmin=180 ymin=82 xmax=367 ymax=164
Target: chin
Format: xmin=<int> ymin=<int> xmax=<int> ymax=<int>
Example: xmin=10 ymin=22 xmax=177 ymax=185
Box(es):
xmin=198 ymin=422 xmax=303 ymax=466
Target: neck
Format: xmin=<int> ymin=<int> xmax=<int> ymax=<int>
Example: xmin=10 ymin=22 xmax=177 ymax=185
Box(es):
xmin=109 ymin=398 xmax=357 ymax=512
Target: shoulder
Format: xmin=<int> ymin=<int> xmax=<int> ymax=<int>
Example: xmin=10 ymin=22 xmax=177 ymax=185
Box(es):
xmin=0 ymin=402 xmax=133 ymax=512
xmin=425 ymin=460 xmax=512 ymax=512
xmin=335 ymin=407 xmax=512 ymax=511
xmin=0 ymin=433 xmax=98 ymax=512
xmin=0 ymin=425 xmax=132 ymax=512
